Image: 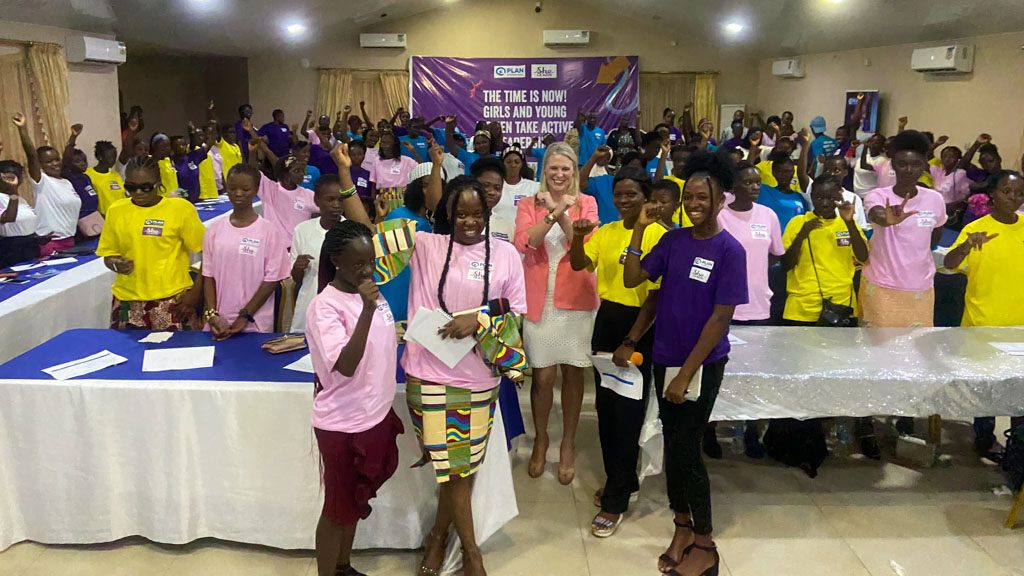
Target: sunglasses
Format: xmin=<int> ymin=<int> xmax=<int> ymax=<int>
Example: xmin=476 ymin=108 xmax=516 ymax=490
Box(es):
xmin=124 ymin=183 xmax=158 ymax=193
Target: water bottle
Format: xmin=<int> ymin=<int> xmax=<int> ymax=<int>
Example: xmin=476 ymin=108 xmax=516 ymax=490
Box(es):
xmin=833 ymin=419 xmax=853 ymax=457
xmin=730 ymin=423 xmax=746 ymax=455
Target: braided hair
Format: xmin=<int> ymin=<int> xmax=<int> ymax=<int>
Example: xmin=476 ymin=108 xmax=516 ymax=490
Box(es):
xmin=436 ymin=177 xmax=491 ymax=314
xmin=124 ymin=154 xmax=161 ymax=182
xmin=226 ymin=163 xmax=261 ymax=188
xmin=317 ymin=220 xmax=373 ymax=294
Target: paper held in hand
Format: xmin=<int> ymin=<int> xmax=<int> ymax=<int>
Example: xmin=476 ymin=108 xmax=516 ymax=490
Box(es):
xmin=404 ymin=307 xmax=476 ymax=369
xmin=589 ymin=353 xmax=643 ymax=400
xmin=662 ymin=365 xmax=703 ymax=402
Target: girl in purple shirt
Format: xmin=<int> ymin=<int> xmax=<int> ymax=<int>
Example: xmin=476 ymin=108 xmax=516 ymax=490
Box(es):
xmin=623 ymin=150 xmax=748 ymax=576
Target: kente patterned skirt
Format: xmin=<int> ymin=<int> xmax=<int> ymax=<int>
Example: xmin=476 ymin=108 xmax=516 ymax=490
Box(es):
xmin=405 ymin=376 xmax=500 ymax=483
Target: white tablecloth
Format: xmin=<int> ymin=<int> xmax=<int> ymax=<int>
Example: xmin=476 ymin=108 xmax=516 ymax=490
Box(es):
xmin=0 ymin=375 xmax=517 ymax=572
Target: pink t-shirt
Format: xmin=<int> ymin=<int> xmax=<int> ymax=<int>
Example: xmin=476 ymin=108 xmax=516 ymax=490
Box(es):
xmin=201 ymin=216 xmax=291 ymax=332
xmin=717 ymin=204 xmax=784 ymax=321
xmin=306 ymin=284 xmax=397 ymax=433
xmin=370 ymin=156 xmax=417 ymax=189
xmin=863 ymin=186 xmax=948 ymax=292
xmin=402 ymin=232 xmax=527 ymax=391
xmin=257 ymin=173 xmax=317 ymax=248
xmin=363 ymin=147 xmax=379 ymax=174
xmin=873 ymin=159 xmax=897 ymax=189
xmin=929 ymin=165 xmax=971 ymax=205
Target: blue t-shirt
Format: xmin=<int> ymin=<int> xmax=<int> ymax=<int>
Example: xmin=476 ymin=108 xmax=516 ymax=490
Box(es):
xmin=646 ymin=157 xmax=669 ymax=180
xmin=529 ymin=147 xmax=547 ymax=181
xmin=578 ymin=124 xmax=607 ymax=166
xmin=456 ymin=148 xmax=482 ymax=175
xmin=258 ymin=122 xmax=292 ymax=158
xmin=809 ymin=134 xmax=838 ymax=161
xmin=302 ymin=164 xmax=321 ymax=189
xmin=756 ymin=183 xmax=809 ymax=231
xmin=347 ymin=131 xmax=363 ymax=141
xmin=378 ymin=207 xmax=431 ymax=322
xmin=641 ymin=227 xmax=748 ymax=366
xmin=400 ymin=135 xmax=429 ymax=161
xmin=584 ymin=174 xmax=618 ymax=225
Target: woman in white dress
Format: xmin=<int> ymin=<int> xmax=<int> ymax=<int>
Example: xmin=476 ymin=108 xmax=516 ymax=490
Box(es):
xmin=514 ymin=142 xmax=599 ymax=484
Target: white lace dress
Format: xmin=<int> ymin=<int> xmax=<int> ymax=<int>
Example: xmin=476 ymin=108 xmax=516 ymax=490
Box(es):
xmin=523 ymin=225 xmax=595 ymax=369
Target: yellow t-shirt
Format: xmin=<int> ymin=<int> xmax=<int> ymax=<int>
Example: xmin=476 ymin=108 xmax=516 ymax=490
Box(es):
xmin=950 ymin=215 xmax=1024 ymax=327
xmin=662 ymin=175 xmax=694 ymax=228
xmin=216 ymin=138 xmax=242 ymax=184
xmin=782 ymin=213 xmax=866 ymax=322
xmin=918 ymin=157 xmax=940 ymax=188
xmin=85 ymin=167 xmax=125 ymax=216
xmin=583 ymin=220 xmax=666 ymax=307
xmin=157 ymin=157 xmax=178 ymax=196
xmin=97 ymin=197 xmax=205 ymax=302
xmin=757 ymin=160 xmax=800 ymax=190
xmin=197 ymin=155 xmax=218 ymax=200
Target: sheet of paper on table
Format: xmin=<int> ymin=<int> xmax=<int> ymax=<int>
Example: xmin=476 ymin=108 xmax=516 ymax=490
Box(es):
xmin=42 ymin=257 xmax=77 ymax=266
xmin=989 ymin=342 xmax=1024 ymax=356
xmin=728 ymin=333 xmax=747 ymax=345
xmin=42 ymin=350 xmax=128 ymax=380
xmin=10 ymin=262 xmax=45 ymax=272
xmin=590 ymin=353 xmax=643 ymax=400
xmin=142 ymin=346 xmax=215 ymax=372
xmin=138 ymin=332 xmax=174 ymax=344
xmin=284 ymin=353 xmax=314 ymax=373
xmin=404 ymin=306 xmax=475 ymax=369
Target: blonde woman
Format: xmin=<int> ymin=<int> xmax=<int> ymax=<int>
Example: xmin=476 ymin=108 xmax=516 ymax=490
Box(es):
xmin=514 ymin=142 xmax=599 ymax=484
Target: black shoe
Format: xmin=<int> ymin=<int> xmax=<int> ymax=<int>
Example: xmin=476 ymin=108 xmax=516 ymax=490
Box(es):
xmin=744 ymin=430 xmax=766 ymax=459
xmin=703 ymin=428 xmax=723 ymax=459
xmin=860 ymin=436 xmax=882 ymax=460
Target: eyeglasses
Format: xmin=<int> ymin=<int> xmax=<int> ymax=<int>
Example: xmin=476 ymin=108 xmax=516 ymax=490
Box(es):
xmin=124 ymin=183 xmax=158 ymax=193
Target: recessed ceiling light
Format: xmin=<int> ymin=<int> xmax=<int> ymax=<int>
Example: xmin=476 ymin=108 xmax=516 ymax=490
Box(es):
xmin=724 ymin=22 xmax=744 ymax=34
xmin=286 ymin=23 xmax=306 ymax=35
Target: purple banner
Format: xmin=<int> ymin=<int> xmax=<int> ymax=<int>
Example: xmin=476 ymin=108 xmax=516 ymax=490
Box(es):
xmin=411 ymin=56 xmax=639 ymax=148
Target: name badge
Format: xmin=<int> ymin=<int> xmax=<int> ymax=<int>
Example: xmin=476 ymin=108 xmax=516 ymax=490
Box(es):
xmin=142 ymin=226 xmax=163 ymax=237
xmin=750 ymin=223 xmax=769 ymax=240
xmin=110 ymin=182 xmax=121 ymax=190
xmin=693 ymin=257 xmax=715 ymax=270
xmin=377 ymin=301 xmax=395 ymax=326
xmin=467 ymin=260 xmax=491 ymax=282
xmin=619 ymin=250 xmax=628 ymax=265
xmin=294 ymin=200 xmax=306 ymax=211
xmin=85 ymin=185 xmax=97 ymax=196
xmin=188 ymin=162 xmax=198 ymax=171
xmin=491 ymin=231 xmax=509 ymax=241
xmin=916 ymin=210 xmax=935 ymax=228
xmin=689 ymin=266 xmax=710 ymax=283
xmin=390 ymin=164 xmax=402 ymax=175
xmin=835 ymin=230 xmax=851 ymax=247
xmin=513 ymin=194 xmax=528 ymax=206
xmin=281 ymin=127 xmax=288 ymax=133
xmin=357 ymin=177 xmax=368 ymax=188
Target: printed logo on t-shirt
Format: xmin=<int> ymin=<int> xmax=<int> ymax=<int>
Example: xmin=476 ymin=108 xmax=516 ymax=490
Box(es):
xmin=188 ymin=162 xmax=198 ymax=171
xmin=689 ymin=266 xmax=711 ymax=283
xmin=357 ymin=177 xmax=368 ymax=188
xmin=281 ymin=127 xmax=288 ymax=133
xmin=467 ymin=260 xmax=493 ymax=282
xmin=377 ymin=301 xmax=395 ymax=326
xmin=389 ymin=164 xmax=402 ymax=175
xmin=513 ymin=194 xmax=528 ymax=206
xmin=693 ymin=257 xmax=715 ymax=270
xmin=835 ymin=230 xmax=851 ymax=247
xmin=142 ymin=226 xmax=163 ymax=236
xmin=491 ymin=231 xmax=509 ymax=241
xmin=239 ymin=236 xmax=261 ymax=256
xmin=619 ymin=249 xmax=628 ymax=265
xmin=85 ymin=185 xmax=97 ymax=196
xmin=916 ymin=210 xmax=935 ymax=228
xmin=750 ymin=223 xmax=769 ymax=240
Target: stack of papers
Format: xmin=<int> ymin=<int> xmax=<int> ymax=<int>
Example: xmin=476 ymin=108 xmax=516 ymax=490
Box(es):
xmin=42 ymin=350 xmax=127 ymax=380
xmin=404 ymin=307 xmax=475 ymax=368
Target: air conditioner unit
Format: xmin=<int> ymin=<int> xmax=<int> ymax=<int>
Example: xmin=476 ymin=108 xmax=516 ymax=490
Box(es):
xmin=65 ymin=35 xmax=126 ymax=65
xmin=543 ymin=30 xmax=590 ymax=46
xmin=359 ymin=33 xmax=406 ymax=48
xmin=771 ymin=58 xmax=804 ymax=78
xmin=911 ymin=44 xmax=974 ymax=74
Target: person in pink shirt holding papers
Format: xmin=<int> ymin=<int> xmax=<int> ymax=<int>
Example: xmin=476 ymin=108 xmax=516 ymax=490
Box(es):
xmin=248 ymin=137 xmax=317 ymax=248
xmin=201 ymin=164 xmax=291 ymax=337
xmin=305 ymin=219 xmax=404 ymax=576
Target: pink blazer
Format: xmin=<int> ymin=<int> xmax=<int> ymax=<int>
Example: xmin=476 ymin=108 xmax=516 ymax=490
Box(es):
xmin=513 ymin=195 xmax=600 ymax=323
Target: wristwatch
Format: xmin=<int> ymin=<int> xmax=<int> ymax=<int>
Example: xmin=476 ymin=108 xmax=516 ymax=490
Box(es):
xmin=621 ymin=337 xmax=638 ymax=348
xmin=543 ymin=211 xmax=558 ymax=225
xmin=239 ymin=308 xmax=255 ymax=323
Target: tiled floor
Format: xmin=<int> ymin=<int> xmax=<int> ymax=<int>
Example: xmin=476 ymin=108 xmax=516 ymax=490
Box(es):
xmin=2 ymin=395 xmax=1022 ymax=576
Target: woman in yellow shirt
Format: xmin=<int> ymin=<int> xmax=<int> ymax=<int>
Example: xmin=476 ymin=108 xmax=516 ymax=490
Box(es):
xmin=568 ymin=166 xmax=666 ymax=538
xmin=97 ymin=155 xmax=206 ymax=330
xmin=86 ymin=141 xmax=126 ymax=216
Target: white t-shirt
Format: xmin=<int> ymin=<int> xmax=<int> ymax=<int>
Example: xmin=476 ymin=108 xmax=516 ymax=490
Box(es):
xmin=853 ymin=151 xmax=886 ymax=198
xmin=801 ymin=178 xmax=869 ymax=230
xmin=0 ymin=194 xmax=39 ymax=237
xmin=290 ymin=217 xmax=342 ymax=332
xmin=442 ymin=153 xmax=465 ymax=183
xmin=30 ymin=172 xmax=81 ymax=239
xmin=491 ymin=178 xmax=539 ymax=242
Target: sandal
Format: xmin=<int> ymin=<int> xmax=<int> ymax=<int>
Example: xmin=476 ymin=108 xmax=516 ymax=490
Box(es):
xmin=417 ymin=530 xmax=448 ymax=576
xmin=335 ymin=565 xmax=367 ymax=576
xmin=658 ymin=519 xmax=694 ymax=573
xmin=671 ymin=541 xmax=719 ymax=576
xmin=591 ymin=512 xmax=623 ymax=538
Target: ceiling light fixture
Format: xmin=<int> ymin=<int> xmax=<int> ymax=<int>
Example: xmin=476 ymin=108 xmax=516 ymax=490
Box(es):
xmin=286 ymin=23 xmax=306 ymax=35
xmin=724 ymin=22 xmax=744 ymax=34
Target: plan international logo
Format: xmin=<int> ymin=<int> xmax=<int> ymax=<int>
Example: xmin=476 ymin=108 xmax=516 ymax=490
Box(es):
xmin=493 ymin=65 xmax=526 ymax=78
xmin=531 ymin=64 xmax=558 ymax=78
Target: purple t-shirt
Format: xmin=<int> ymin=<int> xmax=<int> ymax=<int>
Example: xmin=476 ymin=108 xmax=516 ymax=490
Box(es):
xmin=351 ymin=165 xmax=374 ymax=199
xmin=172 ymin=148 xmax=209 ymax=203
xmin=308 ymin=144 xmax=338 ymax=176
xmin=258 ymin=122 xmax=293 ymax=158
xmin=65 ymin=171 xmax=98 ymax=217
xmin=234 ymin=120 xmax=251 ymax=160
xmin=641 ymin=227 xmax=748 ymax=366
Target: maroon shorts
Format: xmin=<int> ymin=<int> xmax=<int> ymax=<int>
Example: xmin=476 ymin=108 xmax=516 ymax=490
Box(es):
xmin=315 ymin=409 xmax=404 ymax=525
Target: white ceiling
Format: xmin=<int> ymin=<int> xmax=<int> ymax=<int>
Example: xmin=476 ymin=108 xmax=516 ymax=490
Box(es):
xmin=5 ymin=0 xmax=1024 ymax=58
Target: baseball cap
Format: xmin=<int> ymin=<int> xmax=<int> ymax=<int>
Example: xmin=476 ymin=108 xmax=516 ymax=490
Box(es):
xmin=810 ymin=116 xmax=827 ymax=135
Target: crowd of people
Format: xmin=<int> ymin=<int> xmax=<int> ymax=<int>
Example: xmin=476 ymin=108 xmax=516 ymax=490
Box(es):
xmin=1 ymin=98 xmax=1023 ymax=576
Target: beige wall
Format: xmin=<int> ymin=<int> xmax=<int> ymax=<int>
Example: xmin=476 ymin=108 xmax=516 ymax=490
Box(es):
xmin=0 ymin=20 xmax=121 ymax=155
xmin=756 ymin=31 xmax=1024 ymax=165
xmin=248 ymin=0 xmax=759 ymax=130
xmin=119 ymin=52 xmax=249 ymax=137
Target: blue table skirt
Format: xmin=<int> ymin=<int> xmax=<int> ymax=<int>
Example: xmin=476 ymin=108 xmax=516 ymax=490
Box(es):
xmin=1 ymin=328 xmax=525 ymax=445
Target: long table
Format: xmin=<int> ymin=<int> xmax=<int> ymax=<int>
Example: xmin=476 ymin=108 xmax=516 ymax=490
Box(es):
xmin=0 ymin=198 xmax=243 ymax=364
xmin=0 ymin=329 xmax=518 ymax=574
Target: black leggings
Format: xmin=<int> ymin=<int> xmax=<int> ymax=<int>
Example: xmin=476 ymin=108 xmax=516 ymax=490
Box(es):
xmin=654 ymin=357 xmax=727 ymax=535
xmin=591 ymin=300 xmax=653 ymax=515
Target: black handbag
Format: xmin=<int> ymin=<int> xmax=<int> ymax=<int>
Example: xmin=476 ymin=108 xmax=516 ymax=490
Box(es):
xmin=807 ymin=234 xmax=855 ymax=328
xmin=1002 ymin=424 xmax=1024 ymax=492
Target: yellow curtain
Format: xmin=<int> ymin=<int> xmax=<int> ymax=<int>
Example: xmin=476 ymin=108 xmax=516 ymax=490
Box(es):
xmin=0 ymin=46 xmax=48 ymax=205
xmin=693 ymin=73 xmax=718 ymax=133
xmin=379 ymin=71 xmax=409 ymax=117
xmin=350 ymin=71 xmax=391 ymax=126
xmin=314 ymin=69 xmax=352 ymax=120
xmin=639 ymin=73 xmax=694 ymax=130
xmin=26 ymin=42 xmax=70 ymax=149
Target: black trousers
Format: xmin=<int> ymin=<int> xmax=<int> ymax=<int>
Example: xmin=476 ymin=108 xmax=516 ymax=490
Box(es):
xmin=654 ymin=357 xmax=728 ymax=535
xmin=591 ymin=300 xmax=653 ymax=515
